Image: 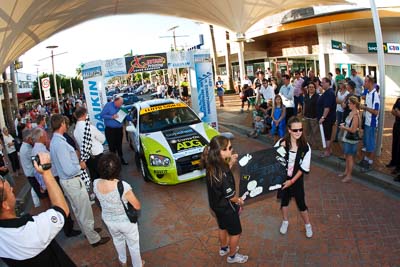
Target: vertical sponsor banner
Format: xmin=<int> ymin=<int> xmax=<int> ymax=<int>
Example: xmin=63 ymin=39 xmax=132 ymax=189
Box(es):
xmin=82 ymin=61 xmax=107 ymax=133
xmin=191 ymin=51 xmax=218 ymax=130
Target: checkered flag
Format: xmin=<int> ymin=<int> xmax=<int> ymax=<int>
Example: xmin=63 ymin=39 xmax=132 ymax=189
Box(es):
xmin=80 ymin=115 xmax=93 ymax=191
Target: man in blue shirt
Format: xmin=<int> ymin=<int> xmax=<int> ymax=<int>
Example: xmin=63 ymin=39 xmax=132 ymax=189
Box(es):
xmin=317 ymin=77 xmax=336 ymax=157
xmin=50 ymin=114 xmax=110 ymax=248
xmin=100 ymin=97 xmax=130 ymax=165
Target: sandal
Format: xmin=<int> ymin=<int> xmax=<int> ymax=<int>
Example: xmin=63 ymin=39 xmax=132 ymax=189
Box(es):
xmin=342 ymin=177 xmax=351 ymax=183
xmin=337 ymin=173 xmax=346 ymax=177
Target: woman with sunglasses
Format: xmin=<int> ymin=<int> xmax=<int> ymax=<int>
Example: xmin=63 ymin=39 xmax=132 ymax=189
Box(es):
xmin=201 ymin=135 xmax=248 ymax=264
xmin=274 ymin=116 xmax=313 ymax=238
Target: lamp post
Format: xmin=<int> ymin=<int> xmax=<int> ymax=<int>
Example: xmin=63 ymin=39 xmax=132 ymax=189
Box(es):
xmin=46 ymin=45 xmax=61 ymax=112
xmin=34 ymin=64 xmax=43 ymax=105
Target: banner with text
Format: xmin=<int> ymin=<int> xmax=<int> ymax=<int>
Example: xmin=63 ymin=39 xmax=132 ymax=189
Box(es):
xmin=166 ymin=51 xmax=191 ymax=68
xmin=125 ymin=53 xmax=168 ymax=74
xmin=192 ymin=52 xmax=218 ymax=129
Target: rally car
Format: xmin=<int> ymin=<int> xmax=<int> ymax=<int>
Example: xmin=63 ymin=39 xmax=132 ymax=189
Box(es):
xmin=126 ymin=99 xmax=219 ymax=185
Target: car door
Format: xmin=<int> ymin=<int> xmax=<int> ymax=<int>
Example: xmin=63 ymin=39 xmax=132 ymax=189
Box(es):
xmin=130 ymin=107 xmax=140 ymax=152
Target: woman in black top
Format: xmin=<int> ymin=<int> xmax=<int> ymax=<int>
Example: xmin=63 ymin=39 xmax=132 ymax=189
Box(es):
xmin=201 ymin=136 xmax=248 ymax=264
xmin=274 ymin=116 xmax=313 ymax=238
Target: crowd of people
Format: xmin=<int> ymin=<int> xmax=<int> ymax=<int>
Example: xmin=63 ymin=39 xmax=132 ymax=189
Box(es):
xmin=0 ymin=95 xmax=143 ymax=266
xmin=240 ymin=67 xmax=400 ymax=183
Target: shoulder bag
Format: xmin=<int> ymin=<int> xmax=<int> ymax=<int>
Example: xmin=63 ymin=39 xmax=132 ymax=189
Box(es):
xmin=117 ymin=180 xmax=139 ymax=223
xmin=345 ymin=116 xmax=360 ymax=141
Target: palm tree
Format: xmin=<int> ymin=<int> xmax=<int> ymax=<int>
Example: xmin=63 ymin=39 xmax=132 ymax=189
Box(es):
xmin=225 ymin=31 xmax=235 ymax=91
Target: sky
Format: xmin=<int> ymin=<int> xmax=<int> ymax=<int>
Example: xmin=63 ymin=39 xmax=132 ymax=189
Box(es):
xmin=19 ymin=14 xmax=225 ymax=77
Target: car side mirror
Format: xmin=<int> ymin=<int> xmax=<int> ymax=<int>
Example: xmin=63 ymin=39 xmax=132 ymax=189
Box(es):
xmin=198 ymin=112 xmax=204 ymax=119
xmin=126 ymin=125 xmax=135 ymax=132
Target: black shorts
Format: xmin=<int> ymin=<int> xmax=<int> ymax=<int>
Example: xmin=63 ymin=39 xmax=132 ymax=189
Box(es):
xmin=215 ymin=210 xmax=242 ymax=236
xmin=280 ymin=177 xmax=307 ymax=212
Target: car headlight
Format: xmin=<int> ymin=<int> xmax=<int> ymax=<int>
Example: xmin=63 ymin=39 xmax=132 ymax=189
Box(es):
xmin=149 ymin=154 xmax=171 ymax=166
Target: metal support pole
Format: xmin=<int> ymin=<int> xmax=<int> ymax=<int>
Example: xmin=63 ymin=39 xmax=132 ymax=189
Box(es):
xmin=237 ymin=40 xmax=245 ymax=81
xmin=369 ymin=0 xmax=385 ymax=156
xmin=50 ymin=50 xmax=61 ymax=112
xmin=69 ymin=77 xmax=74 ymax=96
xmin=37 ymin=67 xmax=43 ymax=105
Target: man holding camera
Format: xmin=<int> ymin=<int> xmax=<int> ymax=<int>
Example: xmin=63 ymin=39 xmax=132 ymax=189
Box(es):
xmin=50 ymin=114 xmax=110 ymax=247
xmin=0 ymin=152 xmax=76 ymax=266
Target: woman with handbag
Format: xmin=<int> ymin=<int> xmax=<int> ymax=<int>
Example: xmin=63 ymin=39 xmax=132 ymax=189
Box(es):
xmin=201 ymin=135 xmax=248 ymax=264
xmin=94 ymin=153 xmax=143 ymax=267
xmin=339 ymin=96 xmax=361 ymax=183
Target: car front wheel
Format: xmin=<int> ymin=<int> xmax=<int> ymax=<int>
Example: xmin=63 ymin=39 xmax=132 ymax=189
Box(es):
xmin=139 ymin=157 xmax=151 ymax=182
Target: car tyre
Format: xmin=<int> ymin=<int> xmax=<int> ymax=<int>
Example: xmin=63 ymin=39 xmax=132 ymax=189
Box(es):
xmin=139 ymin=157 xmax=151 ymax=182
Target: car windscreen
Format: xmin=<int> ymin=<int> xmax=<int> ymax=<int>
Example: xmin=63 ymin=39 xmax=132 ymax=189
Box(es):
xmin=123 ymin=96 xmax=139 ymax=105
xmin=139 ymin=106 xmax=201 ymax=133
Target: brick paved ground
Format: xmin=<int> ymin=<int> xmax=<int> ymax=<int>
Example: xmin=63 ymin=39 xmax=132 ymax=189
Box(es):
xmin=54 ymin=95 xmax=400 ymax=266
xmin=6 ymin=94 xmax=399 ymax=267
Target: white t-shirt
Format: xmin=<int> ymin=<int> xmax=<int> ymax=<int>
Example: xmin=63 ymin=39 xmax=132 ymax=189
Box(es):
xmin=260 ymin=85 xmax=275 ymax=102
xmin=3 ymin=134 xmax=16 ymax=154
xmin=365 ymin=89 xmax=380 ymax=127
xmin=0 ymin=208 xmax=65 ymax=260
xmin=336 ymin=90 xmax=349 ymax=112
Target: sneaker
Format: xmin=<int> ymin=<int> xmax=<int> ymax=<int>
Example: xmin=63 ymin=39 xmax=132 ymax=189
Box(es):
xmin=219 ymin=246 xmax=239 ymax=256
xmin=280 ymin=220 xmax=289 ymax=235
xmin=227 ymin=253 xmax=248 ymax=264
xmin=305 ymin=224 xmax=313 ymax=238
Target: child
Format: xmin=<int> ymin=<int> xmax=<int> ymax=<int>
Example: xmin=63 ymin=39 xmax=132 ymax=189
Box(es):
xmin=247 ymin=115 xmax=264 ymax=138
xmin=271 ymin=95 xmax=286 ymax=142
xmin=274 ymin=116 xmax=313 ymax=238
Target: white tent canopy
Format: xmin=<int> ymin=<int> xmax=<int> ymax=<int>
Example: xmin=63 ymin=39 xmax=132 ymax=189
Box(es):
xmin=0 ymin=0 xmax=350 ymax=73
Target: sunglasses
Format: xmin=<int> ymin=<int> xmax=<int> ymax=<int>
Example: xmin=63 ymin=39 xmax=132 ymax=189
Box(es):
xmin=290 ymin=128 xmax=303 ymax=133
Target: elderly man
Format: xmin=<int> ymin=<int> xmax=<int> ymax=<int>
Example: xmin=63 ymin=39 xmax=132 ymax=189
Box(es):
xmin=100 ymin=96 xmax=131 ymax=165
xmin=50 ymin=114 xmax=109 ymax=247
xmin=0 ymin=152 xmax=76 ymax=266
xmin=74 ymin=107 xmax=105 ymax=180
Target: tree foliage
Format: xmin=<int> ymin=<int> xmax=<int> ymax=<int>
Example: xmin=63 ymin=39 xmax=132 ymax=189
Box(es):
xmin=32 ymin=73 xmax=83 ymax=100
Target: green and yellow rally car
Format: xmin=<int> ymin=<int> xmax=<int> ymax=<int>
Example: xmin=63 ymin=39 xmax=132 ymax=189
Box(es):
xmin=126 ymin=99 xmax=219 ymax=185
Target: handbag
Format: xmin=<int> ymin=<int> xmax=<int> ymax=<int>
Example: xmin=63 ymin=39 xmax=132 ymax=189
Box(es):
xmin=345 ymin=116 xmax=361 ymax=141
xmin=117 ymin=180 xmax=139 ymax=223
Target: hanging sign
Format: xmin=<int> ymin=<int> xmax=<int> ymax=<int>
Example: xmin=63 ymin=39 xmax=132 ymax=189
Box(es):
xmin=125 ymin=53 xmax=168 ymax=74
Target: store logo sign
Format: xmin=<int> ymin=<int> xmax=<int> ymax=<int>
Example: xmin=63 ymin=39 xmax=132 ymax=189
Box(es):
xmin=368 ymin=42 xmax=388 ymax=53
xmin=387 ymin=43 xmax=400 ymax=54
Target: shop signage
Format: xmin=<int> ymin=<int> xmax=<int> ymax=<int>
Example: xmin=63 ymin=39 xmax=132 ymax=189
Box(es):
xmin=331 ymin=40 xmax=349 ymax=52
xmin=387 ymin=43 xmax=400 ymax=54
xmin=367 ymin=42 xmax=388 ymax=53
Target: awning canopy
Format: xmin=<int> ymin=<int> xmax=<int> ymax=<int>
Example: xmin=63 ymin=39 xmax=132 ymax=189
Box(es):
xmin=0 ymin=0 xmax=349 ymax=73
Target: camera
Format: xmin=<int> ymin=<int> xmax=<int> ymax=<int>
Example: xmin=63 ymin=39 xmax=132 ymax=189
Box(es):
xmin=31 ymin=155 xmax=52 ymax=171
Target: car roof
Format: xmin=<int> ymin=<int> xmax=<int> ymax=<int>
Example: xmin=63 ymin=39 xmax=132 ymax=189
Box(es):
xmin=135 ymin=98 xmax=185 ymax=110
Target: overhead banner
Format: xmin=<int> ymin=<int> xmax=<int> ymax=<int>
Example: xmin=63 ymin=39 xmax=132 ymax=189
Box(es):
xmin=167 ymin=51 xmax=191 ymax=68
xmin=192 ymin=52 xmax=218 ymax=129
xmin=82 ymin=61 xmax=107 ymax=133
xmin=103 ymin=57 xmax=127 ymax=78
xmin=125 ymin=53 xmax=168 ymax=74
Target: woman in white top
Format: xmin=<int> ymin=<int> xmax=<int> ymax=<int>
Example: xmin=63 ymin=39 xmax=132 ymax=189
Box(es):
xmin=334 ymin=82 xmax=349 ymax=142
xmin=94 ymin=153 xmax=143 ymax=267
xmin=2 ymin=127 xmax=20 ymax=175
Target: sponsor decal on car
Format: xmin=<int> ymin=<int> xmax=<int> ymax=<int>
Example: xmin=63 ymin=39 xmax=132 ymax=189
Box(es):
xmin=140 ymin=103 xmax=186 ymax=115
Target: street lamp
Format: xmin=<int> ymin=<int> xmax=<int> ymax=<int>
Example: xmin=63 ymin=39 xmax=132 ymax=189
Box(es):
xmin=34 ymin=64 xmax=43 ymax=105
xmin=46 ymin=45 xmax=61 ymax=112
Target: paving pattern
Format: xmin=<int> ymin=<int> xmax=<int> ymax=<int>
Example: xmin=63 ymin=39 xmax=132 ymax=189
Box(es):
xmin=11 ymin=94 xmax=399 ymax=267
